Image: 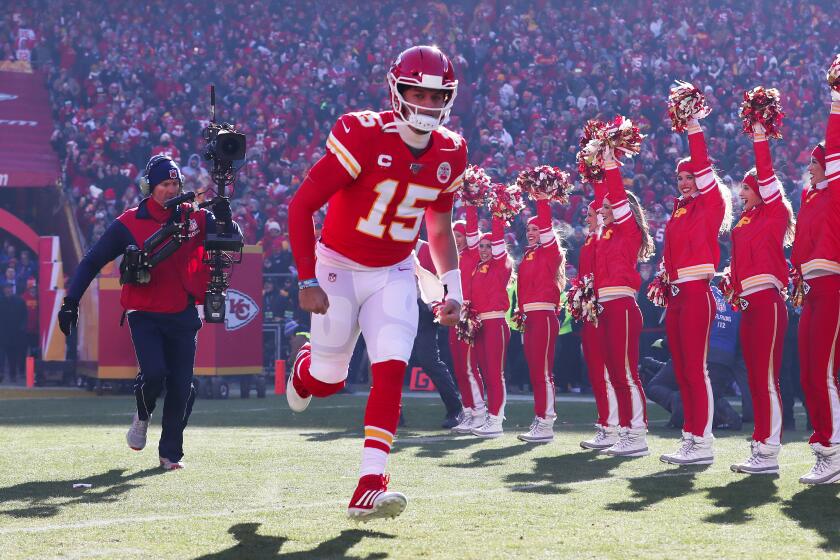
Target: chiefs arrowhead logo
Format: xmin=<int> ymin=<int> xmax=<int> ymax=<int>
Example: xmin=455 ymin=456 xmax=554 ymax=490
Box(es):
xmin=225 ymin=289 xmax=259 ymax=331
xmin=673 ymin=208 xmax=688 ymax=218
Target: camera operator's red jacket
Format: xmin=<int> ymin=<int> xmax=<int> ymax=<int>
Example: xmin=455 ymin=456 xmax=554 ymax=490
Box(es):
xmin=66 ymin=198 xmax=211 ymax=313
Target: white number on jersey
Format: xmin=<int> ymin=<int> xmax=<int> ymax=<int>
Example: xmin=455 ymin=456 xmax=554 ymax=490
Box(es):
xmin=356 ymin=180 xmax=440 ymax=241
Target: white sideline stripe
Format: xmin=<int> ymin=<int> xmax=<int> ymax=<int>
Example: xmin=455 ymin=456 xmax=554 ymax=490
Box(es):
xmin=0 ymin=460 xmax=815 ymax=535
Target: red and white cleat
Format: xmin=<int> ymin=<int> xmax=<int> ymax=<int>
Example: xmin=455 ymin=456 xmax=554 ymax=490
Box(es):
xmin=347 ymin=474 xmax=407 ymax=522
xmin=286 ymin=343 xmax=312 ymax=412
xmin=159 ymin=457 xmax=184 ymax=471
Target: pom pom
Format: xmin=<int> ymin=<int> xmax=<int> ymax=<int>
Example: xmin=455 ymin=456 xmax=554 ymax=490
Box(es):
xmin=667 ymin=81 xmax=712 ymax=133
xmin=790 ymin=266 xmax=806 ymax=309
xmin=516 ymin=165 xmax=573 ymax=204
xmin=576 ymin=117 xmax=644 ymax=183
xmin=717 ymin=268 xmax=741 ymax=311
xmin=739 ymin=86 xmax=785 ymax=139
xmin=488 ymin=182 xmax=525 ymax=223
xmin=459 ymin=165 xmax=492 ymax=207
xmin=828 ymin=53 xmax=840 ymax=93
xmin=565 ymin=274 xmax=601 ymax=326
xmin=455 ymin=303 xmax=482 ymax=345
xmin=646 ymin=264 xmax=670 ymax=308
xmin=576 ymin=120 xmax=608 ymax=184
xmin=605 ymin=115 xmax=644 ymax=159
xmin=511 ymin=309 xmax=526 ymax=332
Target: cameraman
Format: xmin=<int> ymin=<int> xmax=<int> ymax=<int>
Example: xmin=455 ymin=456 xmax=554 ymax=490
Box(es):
xmin=58 ymin=155 xmax=233 ymax=470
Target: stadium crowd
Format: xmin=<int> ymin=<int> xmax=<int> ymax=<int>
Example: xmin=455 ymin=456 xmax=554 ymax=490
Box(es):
xmin=1 ymin=1 xmax=835 ymax=414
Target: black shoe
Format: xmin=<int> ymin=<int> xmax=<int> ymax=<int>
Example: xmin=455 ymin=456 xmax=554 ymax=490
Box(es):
xmin=441 ymin=413 xmax=461 ymax=430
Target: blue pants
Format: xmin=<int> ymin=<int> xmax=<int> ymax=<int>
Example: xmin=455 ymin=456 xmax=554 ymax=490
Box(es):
xmin=129 ymin=305 xmax=201 ymax=462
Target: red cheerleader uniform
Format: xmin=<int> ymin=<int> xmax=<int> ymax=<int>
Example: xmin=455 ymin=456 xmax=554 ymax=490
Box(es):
xmin=662 ymin=119 xmax=726 ymax=438
xmin=517 ymin=200 xmax=563 ymax=420
xmin=731 ymin=129 xmax=789 ymax=446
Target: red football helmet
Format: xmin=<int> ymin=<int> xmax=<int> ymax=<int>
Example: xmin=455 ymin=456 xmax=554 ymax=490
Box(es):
xmin=387 ymin=45 xmax=458 ymax=132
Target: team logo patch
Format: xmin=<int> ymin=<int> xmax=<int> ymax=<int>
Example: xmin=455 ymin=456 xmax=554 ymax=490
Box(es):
xmin=169 ymin=169 xmax=178 ymax=179
xmin=673 ymin=208 xmax=687 ymax=218
xmin=437 ymin=162 xmax=451 ymax=183
xmin=187 ymin=218 xmax=199 ymax=238
xmin=328 ymin=273 xmax=337 ymax=282
xmin=224 ymin=289 xmax=259 ymax=331
xmin=410 ymin=163 xmax=424 ymax=175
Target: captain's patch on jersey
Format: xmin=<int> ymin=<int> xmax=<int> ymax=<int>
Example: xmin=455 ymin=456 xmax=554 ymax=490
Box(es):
xmin=437 ymin=162 xmax=452 ymax=183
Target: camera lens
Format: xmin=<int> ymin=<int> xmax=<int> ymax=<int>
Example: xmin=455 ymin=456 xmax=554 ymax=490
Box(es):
xmin=220 ymin=136 xmax=240 ymax=156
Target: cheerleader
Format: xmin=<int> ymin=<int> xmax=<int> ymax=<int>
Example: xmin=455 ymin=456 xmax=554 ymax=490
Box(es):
xmin=792 ymin=66 xmax=840 ymax=484
xmin=659 ymin=108 xmax=732 ymax=466
xmin=450 ymin=207 xmax=488 ymax=434
xmin=516 ymin=196 xmax=566 ymax=443
xmin=593 ymin=149 xmax=655 ymax=457
xmin=729 ymin=120 xmax=794 ymax=475
xmin=468 ymin=215 xmax=513 ymax=438
xmin=579 ymin=186 xmax=620 ymax=450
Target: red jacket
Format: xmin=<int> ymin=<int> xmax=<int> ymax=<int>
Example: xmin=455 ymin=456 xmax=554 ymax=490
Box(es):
xmin=595 ymin=165 xmax=642 ymax=299
xmin=578 ymin=235 xmax=596 ymax=277
xmin=731 ymin=133 xmax=789 ymax=295
xmin=467 ymin=217 xmax=511 ymax=315
xmin=663 ymin=123 xmax=725 ymax=281
xmin=792 ymin=101 xmax=840 ymax=278
xmin=517 ymin=200 xmax=563 ymax=310
xmin=459 ymin=206 xmax=481 ymax=303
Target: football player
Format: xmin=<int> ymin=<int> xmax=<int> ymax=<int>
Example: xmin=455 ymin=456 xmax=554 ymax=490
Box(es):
xmin=287 ymin=45 xmax=467 ymax=521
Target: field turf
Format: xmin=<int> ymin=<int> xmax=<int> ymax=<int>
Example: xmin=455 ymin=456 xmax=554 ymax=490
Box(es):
xmin=0 ymin=391 xmax=838 ymax=559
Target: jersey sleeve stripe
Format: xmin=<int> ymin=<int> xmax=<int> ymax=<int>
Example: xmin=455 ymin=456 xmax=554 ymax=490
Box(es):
xmin=444 ymin=171 xmax=465 ymax=194
xmin=326 ymin=133 xmax=361 ymax=179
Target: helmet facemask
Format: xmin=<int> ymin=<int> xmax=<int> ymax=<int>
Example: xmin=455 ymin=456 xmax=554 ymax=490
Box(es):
xmin=388 ymin=74 xmax=457 ymax=133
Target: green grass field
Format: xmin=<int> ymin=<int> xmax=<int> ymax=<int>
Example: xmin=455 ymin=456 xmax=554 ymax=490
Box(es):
xmin=0 ymin=391 xmax=838 ymax=559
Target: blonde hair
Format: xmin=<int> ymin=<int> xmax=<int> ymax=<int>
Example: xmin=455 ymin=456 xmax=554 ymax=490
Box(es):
xmin=712 ymin=171 xmax=733 ymax=234
xmin=743 ymin=167 xmax=796 ymax=247
xmin=625 ymin=191 xmax=655 ymax=262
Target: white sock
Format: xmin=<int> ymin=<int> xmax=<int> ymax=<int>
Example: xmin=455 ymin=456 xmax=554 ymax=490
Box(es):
xmin=359 ymin=447 xmax=388 ymax=477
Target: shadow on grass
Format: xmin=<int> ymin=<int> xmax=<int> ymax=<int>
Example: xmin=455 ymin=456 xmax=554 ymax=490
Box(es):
xmin=606 ymin=465 xmax=709 ymax=512
xmin=782 ymin=485 xmax=840 ymax=552
xmin=703 ymin=475 xmax=780 ymax=524
xmin=0 ymin=467 xmax=162 ymax=518
xmin=193 ymin=524 xmax=394 ymax=559
xmin=504 ymin=451 xmax=633 ymax=495
xmin=301 ymin=429 xmax=487 ymax=461
xmin=446 ymin=442 xmax=534 ymax=468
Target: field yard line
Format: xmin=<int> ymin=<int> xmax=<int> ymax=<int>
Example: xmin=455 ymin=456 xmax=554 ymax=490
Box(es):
xmin=0 ymin=460 xmax=813 ymax=536
xmin=0 ymin=402 xmax=440 ymax=421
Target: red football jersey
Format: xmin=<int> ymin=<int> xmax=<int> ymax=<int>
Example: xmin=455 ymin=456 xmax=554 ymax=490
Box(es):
xmin=320 ymin=110 xmax=468 ymax=267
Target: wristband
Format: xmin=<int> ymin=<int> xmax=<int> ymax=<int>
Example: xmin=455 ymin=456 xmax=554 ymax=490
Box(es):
xmin=439 ymin=269 xmax=463 ymax=305
xmin=298 ymin=278 xmax=320 ymax=290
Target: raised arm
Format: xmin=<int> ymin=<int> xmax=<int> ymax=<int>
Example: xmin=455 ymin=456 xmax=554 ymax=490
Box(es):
xmin=751 ymin=124 xmax=782 ymax=204
xmin=685 ymin=118 xmax=717 ymax=196
xmin=464 ymin=205 xmax=480 ymax=253
xmin=604 ymin=155 xmax=632 ymax=226
xmin=535 ymin=199 xmax=559 ymax=251
xmin=490 ymin=216 xmax=507 ymax=260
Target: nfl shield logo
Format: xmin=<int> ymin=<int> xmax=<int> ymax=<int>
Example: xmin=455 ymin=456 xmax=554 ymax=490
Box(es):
xmin=169 ymin=169 xmax=178 ymax=179
xmin=410 ymin=163 xmax=424 ymax=175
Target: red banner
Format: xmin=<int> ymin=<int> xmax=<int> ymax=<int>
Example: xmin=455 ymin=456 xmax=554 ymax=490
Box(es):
xmin=96 ymin=246 xmax=264 ymax=379
xmin=0 ymin=70 xmax=60 ymax=187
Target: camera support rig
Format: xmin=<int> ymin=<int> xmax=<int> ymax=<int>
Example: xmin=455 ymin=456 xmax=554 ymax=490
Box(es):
xmin=200 ymin=85 xmax=247 ymax=323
